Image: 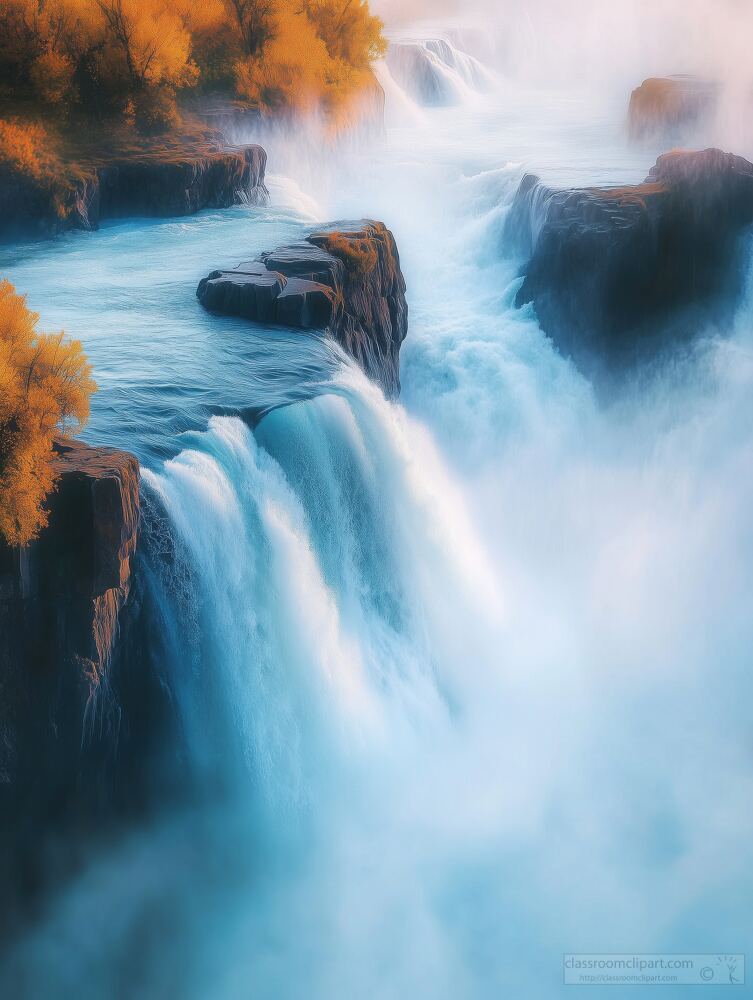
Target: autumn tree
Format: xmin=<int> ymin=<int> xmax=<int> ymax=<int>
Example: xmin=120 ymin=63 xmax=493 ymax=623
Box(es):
xmin=0 ymin=1 xmax=48 ymax=87
xmin=233 ymin=6 xmax=330 ymax=113
xmin=0 ymin=1 xmax=98 ymax=106
xmin=223 ymin=0 xmax=276 ymax=58
xmin=229 ymin=0 xmax=386 ymax=115
xmin=0 ymin=279 xmax=96 ymax=546
xmin=94 ymin=0 xmax=197 ymax=92
xmin=301 ymin=0 xmax=385 ymax=68
xmin=0 ymin=0 xmax=387 ymax=123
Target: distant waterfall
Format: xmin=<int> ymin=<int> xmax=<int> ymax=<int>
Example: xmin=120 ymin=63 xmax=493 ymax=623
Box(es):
xmin=386 ymin=36 xmax=494 ymax=107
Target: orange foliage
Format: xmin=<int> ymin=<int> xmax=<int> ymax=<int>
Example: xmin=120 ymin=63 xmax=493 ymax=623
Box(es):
xmin=0 ymin=0 xmax=99 ymax=95
xmin=222 ymin=0 xmax=276 ymax=58
xmin=29 ymin=48 xmax=76 ymax=105
xmin=301 ymin=0 xmax=385 ymax=69
xmin=234 ymin=9 xmax=331 ymax=113
xmin=94 ymin=0 xmax=198 ymax=91
xmin=0 ymin=118 xmax=77 ymax=218
xmin=0 ymin=119 xmax=61 ymax=181
xmin=0 ymin=0 xmax=386 ymax=125
xmin=0 ymin=280 xmax=96 ymax=545
xmin=230 ymin=0 xmax=385 ymax=115
xmin=320 ymin=232 xmax=378 ymax=278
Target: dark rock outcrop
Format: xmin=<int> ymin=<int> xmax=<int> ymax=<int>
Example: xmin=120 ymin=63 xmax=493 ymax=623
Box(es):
xmin=94 ymin=145 xmax=267 ymax=221
xmin=0 ymin=143 xmax=267 ymax=240
xmin=197 ymin=220 xmax=408 ymax=397
xmin=0 ymin=439 xmax=139 ymax=835
xmin=628 ymin=76 xmax=720 ymax=139
xmin=510 ymin=148 xmax=753 ymax=373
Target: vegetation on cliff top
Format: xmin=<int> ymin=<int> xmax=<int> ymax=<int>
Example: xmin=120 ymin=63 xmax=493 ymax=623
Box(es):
xmin=0 ymin=0 xmax=386 ymax=130
xmin=0 ymin=280 xmax=96 ymax=546
xmin=319 ymin=231 xmax=379 ymax=279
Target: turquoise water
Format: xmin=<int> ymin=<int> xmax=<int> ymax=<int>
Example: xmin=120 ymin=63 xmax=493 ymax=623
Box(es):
xmin=2 ymin=60 xmax=753 ymax=1000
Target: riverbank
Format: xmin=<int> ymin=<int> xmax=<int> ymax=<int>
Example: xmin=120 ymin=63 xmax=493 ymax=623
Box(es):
xmin=0 ymin=114 xmax=269 ymax=239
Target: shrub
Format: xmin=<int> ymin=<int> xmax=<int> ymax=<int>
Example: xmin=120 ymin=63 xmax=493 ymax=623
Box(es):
xmin=29 ymin=48 xmax=77 ymax=106
xmin=0 ymin=118 xmax=78 ymax=219
xmin=0 ymin=280 xmax=96 ymax=546
xmin=320 ymin=232 xmax=378 ymax=279
xmin=0 ymin=119 xmax=56 ymax=181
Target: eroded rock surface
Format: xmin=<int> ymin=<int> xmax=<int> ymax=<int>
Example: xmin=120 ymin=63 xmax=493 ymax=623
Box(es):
xmin=509 ymin=148 xmax=753 ymax=373
xmin=0 ymin=438 xmax=139 ymax=835
xmin=0 ymin=143 xmax=267 ymax=239
xmin=197 ymin=220 xmax=408 ymax=397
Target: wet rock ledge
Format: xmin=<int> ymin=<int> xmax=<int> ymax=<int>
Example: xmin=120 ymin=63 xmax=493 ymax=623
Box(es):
xmin=197 ymin=220 xmax=408 ymax=398
xmin=508 ymin=148 xmax=753 ymax=374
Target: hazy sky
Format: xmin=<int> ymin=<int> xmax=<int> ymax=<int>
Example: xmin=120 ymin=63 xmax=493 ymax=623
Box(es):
xmin=373 ymin=0 xmax=753 ymax=95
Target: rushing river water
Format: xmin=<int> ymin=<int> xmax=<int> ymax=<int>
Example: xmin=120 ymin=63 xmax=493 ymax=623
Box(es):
xmin=2 ymin=34 xmax=753 ymax=1000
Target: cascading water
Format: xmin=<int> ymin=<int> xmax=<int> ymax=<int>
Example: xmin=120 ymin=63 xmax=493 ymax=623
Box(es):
xmin=385 ymin=34 xmax=491 ymax=106
xmin=142 ymin=367 xmax=503 ymax=791
xmin=2 ymin=9 xmax=753 ymax=998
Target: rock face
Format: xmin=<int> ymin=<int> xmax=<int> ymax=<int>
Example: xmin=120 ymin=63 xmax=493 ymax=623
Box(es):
xmin=628 ymin=76 xmax=719 ymax=139
xmin=0 ymin=439 xmax=139 ymax=836
xmin=94 ymin=145 xmax=267 ymax=221
xmin=0 ymin=144 xmax=267 ymax=239
xmin=197 ymin=220 xmax=408 ymax=397
xmin=509 ymin=149 xmax=753 ymax=372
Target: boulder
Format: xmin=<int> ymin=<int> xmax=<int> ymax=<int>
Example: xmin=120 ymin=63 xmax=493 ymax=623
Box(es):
xmin=197 ymin=220 xmax=408 ymax=397
xmin=628 ymin=76 xmax=720 ymax=139
xmin=510 ymin=148 xmax=753 ymax=373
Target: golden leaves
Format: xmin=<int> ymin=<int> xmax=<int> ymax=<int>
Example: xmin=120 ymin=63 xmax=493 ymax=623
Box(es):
xmin=0 ymin=280 xmax=96 ymax=546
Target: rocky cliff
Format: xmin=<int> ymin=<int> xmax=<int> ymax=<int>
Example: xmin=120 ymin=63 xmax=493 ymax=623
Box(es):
xmin=0 ymin=438 xmax=139 ymax=884
xmin=509 ymin=148 xmax=753 ymax=374
xmin=0 ymin=142 xmax=267 ymax=240
xmin=197 ymin=220 xmax=408 ymax=397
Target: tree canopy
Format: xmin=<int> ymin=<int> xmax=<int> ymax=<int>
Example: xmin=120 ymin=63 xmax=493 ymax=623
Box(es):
xmin=0 ymin=279 xmax=96 ymax=546
xmin=0 ymin=0 xmax=386 ymax=126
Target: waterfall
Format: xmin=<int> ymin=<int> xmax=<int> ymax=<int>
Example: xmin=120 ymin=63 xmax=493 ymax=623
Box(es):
xmin=141 ymin=364 xmax=504 ymax=818
xmin=4 ymin=8 xmax=753 ymax=994
xmin=385 ymin=35 xmax=493 ymax=107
